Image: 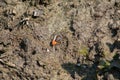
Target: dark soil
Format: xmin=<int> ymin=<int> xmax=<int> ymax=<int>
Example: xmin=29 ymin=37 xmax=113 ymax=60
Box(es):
xmin=0 ymin=0 xmax=120 ymax=80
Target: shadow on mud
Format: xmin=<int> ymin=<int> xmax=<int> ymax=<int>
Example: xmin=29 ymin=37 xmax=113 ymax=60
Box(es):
xmin=106 ymin=40 xmax=120 ymax=52
xmin=61 ymin=62 xmax=98 ymax=80
xmin=61 ymin=60 xmax=120 ymax=80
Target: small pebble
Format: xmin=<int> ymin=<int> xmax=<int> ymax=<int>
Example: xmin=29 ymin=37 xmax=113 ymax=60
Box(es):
xmin=47 ymin=49 xmax=50 ymax=52
xmin=76 ymin=63 xmax=81 ymax=67
xmin=33 ymin=10 xmax=44 ymax=17
xmin=117 ymin=10 xmax=120 ymax=14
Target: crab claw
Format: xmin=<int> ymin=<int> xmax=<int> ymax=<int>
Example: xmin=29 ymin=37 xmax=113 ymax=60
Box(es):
xmin=52 ymin=40 xmax=57 ymax=46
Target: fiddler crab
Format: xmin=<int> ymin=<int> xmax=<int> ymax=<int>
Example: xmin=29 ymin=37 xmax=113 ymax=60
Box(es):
xmin=51 ymin=34 xmax=63 ymax=46
xmin=15 ymin=17 xmax=33 ymax=30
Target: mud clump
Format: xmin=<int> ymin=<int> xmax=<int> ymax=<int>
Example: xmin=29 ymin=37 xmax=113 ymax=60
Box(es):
xmin=0 ymin=0 xmax=120 ymax=80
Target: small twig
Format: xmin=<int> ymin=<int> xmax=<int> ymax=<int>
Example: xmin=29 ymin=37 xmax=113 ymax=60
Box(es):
xmin=0 ymin=59 xmax=16 ymax=69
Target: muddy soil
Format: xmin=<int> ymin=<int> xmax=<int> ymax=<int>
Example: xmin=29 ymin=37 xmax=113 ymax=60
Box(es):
xmin=0 ymin=0 xmax=120 ymax=80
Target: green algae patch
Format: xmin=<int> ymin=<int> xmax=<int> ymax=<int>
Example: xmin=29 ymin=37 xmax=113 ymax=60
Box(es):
xmin=98 ymin=60 xmax=110 ymax=69
xmin=78 ymin=46 xmax=89 ymax=56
